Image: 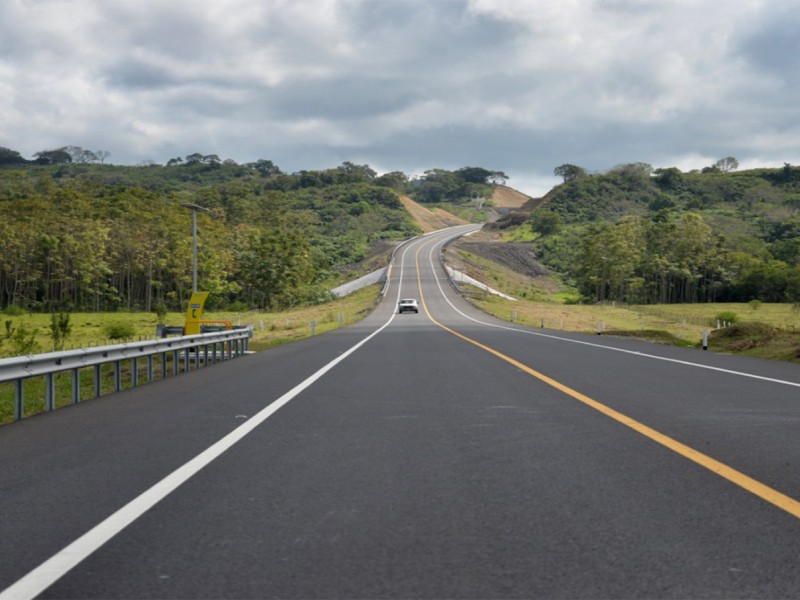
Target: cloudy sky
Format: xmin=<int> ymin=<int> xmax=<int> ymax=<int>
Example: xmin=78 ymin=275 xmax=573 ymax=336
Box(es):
xmin=2 ymin=0 xmax=799 ymax=196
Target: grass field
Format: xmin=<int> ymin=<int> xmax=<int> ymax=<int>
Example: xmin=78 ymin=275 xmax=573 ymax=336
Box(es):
xmin=0 ymin=285 xmax=382 ymax=359
xmin=0 ymin=285 xmax=383 ymax=423
xmin=468 ymin=292 xmax=800 ymax=362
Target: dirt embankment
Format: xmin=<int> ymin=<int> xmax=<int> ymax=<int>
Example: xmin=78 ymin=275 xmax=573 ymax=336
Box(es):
xmin=449 ymin=231 xmax=549 ymax=277
xmin=491 ymin=185 xmax=532 ymax=209
xmin=398 ymin=194 xmax=469 ymax=233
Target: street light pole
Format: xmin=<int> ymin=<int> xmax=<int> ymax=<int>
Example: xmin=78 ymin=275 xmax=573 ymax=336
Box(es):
xmin=180 ymin=202 xmax=210 ymax=292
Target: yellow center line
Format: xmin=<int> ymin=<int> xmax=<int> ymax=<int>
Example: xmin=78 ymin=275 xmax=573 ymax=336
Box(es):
xmin=414 ymin=247 xmax=800 ymax=520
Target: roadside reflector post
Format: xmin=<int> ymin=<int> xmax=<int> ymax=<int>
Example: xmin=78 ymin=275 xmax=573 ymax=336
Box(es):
xmin=702 ymin=329 xmax=709 ymax=351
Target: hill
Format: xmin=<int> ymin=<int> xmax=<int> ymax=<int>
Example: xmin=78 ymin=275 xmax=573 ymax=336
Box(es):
xmin=0 ymin=160 xmax=423 ymax=312
xmin=484 ymin=163 xmax=800 ymax=305
xmin=0 ymin=156 xmax=515 ymax=313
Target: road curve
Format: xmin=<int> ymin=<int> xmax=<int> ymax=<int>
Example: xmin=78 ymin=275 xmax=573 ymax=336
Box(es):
xmin=2 ymin=225 xmax=800 ymax=599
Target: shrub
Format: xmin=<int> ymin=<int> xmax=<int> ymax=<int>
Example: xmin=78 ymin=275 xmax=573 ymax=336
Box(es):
xmin=713 ymin=311 xmax=739 ymax=326
xmin=2 ymin=305 xmax=25 ymax=316
xmin=3 ymin=320 xmax=40 ymax=355
xmin=49 ymin=312 xmax=72 ymax=351
xmin=225 ymin=300 xmax=249 ymax=312
xmin=104 ymin=322 xmax=136 ymax=340
xmin=154 ymin=301 xmax=168 ymax=323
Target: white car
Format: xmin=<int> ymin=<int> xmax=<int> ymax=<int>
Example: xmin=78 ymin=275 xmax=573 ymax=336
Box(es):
xmin=397 ymin=298 xmax=419 ymax=314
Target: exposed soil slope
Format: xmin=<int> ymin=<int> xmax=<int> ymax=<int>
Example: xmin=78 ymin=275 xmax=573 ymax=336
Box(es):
xmin=445 ymin=229 xmax=561 ymax=294
xmin=398 ymin=194 xmax=469 ymax=233
xmin=491 ymin=185 xmax=532 ymax=209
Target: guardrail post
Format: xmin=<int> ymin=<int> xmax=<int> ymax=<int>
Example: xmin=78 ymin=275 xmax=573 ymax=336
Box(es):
xmin=172 ymin=350 xmax=179 ymax=375
xmin=45 ymin=373 xmax=55 ymax=411
xmin=114 ymin=361 xmax=122 ymax=392
xmin=132 ymin=357 xmax=139 ymax=387
xmin=147 ymin=355 xmax=154 ymax=382
xmin=94 ymin=364 xmax=102 ymax=398
xmin=71 ymin=368 xmax=80 ymax=404
xmin=14 ymin=379 xmax=23 ymax=421
xmin=184 ymin=348 xmax=190 ymax=372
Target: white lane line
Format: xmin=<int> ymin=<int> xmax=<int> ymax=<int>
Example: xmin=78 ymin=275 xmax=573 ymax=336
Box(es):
xmin=0 ymin=258 xmax=418 ymax=600
xmin=424 ymin=243 xmax=800 ymax=389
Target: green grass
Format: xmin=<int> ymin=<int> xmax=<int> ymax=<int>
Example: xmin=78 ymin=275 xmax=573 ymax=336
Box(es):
xmin=0 ymin=353 xmax=197 ymax=423
xmin=468 ymin=294 xmax=800 ymax=362
xmin=499 ymin=222 xmax=539 ymax=242
xmin=1 ymin=285 xmax=383 ymax=424
xmin=448 ymin=243 xmax=800 ymax=362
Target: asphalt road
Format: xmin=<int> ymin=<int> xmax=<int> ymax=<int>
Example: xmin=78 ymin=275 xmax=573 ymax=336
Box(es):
xmin=2 ymin=225 xmax=800 ymax=599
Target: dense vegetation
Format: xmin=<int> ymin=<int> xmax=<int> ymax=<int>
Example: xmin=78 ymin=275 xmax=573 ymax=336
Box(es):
xmin=0 ymin=146 xmax=503 ymax=313
xmin=530 ymin=161 xmax=800 ymax=304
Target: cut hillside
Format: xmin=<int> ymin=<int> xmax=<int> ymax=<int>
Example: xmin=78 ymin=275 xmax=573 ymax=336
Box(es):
xmin=491 ymin=185 xmax=532 ymax=209
xmin=445 ymin=229 xmax=562 ymax=296
xmin=398 ymin=194 xmax=469 ymax=233
xmin=486 ymin=195 xmax=544 ymax=230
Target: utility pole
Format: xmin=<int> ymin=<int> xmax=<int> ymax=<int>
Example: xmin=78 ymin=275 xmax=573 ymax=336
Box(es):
xmin=180 ymin=202 xmax=210 ymax=292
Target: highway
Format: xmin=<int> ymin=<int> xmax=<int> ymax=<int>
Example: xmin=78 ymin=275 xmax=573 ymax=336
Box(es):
xmin=2 ymin=224 xmax=800 ymax=599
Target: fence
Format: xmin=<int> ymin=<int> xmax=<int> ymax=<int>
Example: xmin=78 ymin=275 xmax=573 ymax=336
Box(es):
xmin=0 ymin=327 xmax=252 ymax=423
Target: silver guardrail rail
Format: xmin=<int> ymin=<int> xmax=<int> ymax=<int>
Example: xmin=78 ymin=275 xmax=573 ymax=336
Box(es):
xmin=0 ymin=327 xmax=253 ymax=422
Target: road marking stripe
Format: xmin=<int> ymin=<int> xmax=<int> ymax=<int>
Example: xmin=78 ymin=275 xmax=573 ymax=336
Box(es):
xmin=415 ymin=245 xmax=800 ymax=520
xmin=424 ymin=238 xmax=800 ymax=389
xmin=0 ymin=312 xmax=410 ymax=600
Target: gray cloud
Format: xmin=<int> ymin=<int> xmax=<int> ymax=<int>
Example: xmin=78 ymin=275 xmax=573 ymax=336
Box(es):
xmin=1 ymin=0 xmax=799 ymax=196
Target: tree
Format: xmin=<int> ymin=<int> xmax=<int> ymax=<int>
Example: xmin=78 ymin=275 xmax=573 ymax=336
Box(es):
xmin=654 ymin=167 xmax=684 ymax=190
xmin=456 ymin=167 xmax=493 ymax=184
xmin=95 ymin=150 xmax=111 ymax=164
xmin=336 ymin=162 xmax=376 ymax=182
xmin=488 ymin=170 xmax=509 ymax=185
xmin=714 ymin=156 xmax=739 ymax=172
xmin=33 ymin=149 xmax=72 ymax=165
xmin=413 ymin=169 xmax=460 ymax=203
xmin=248 ymin=159 xmax=282 ymax=177
xmin=375 ymin=171 xmax=409 ymax=190
xmin=554 ymin=164 xmax=587 ymax=183
xmin=0 ymin=147 xmax=27 ymax=165
xmin=529 ymin=209 xmax=561 ymax=236
xmin=63 ymin=146 xmax=98 ymax=163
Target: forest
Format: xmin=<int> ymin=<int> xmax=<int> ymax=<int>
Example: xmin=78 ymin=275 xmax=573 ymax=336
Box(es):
xmin=528 ymin=161 xmax=800 ymax=304
xmin=0 ymin=147 xmax=499 ymax=313
xmin=3 ymin=144 xmax=800 ymax=313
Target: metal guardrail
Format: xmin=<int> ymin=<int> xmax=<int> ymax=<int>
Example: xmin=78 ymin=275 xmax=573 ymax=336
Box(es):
xmin=0 ymin=327 xmax=253 ymax=422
